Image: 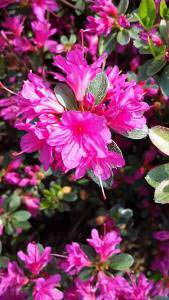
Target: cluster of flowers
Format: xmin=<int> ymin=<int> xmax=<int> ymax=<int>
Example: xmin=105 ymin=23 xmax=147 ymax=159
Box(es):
xmin=0 ymin=0 xmax=60 ymax=54
xmin=0 ymin=49 xmax=149 ymax=189
xmin=0 ymin=226 xmax=168 ymax=299
xmin=87 ymin=0 xmax=130 ymax=36
xmin=3 ymin=157 xmax=43 ymax=187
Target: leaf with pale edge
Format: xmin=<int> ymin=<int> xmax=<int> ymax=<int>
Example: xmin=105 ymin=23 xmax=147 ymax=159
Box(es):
xmin=54 ymin=83 xmax=78 ymax=110
xmin=145 ymin=163 xmax=169 ymax=188
xmin=154 ymin=179 xmax=169 ymax=204
xmin=109 ymin=253 xmax=134 ymax=271
xmin=88 ymin=72 xmax=108 ymax=105
xmin=149 ymin=126 xmax=169 ymax=156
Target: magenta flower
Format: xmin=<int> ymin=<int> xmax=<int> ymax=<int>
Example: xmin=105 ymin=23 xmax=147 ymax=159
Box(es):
xmin=53 ymin=49 xmax=105 ymax=101
xmin=48 ymin=111 xmax=111 ymax=171
xmin=0 ymin=96 xmax=19 ymax=122
xmin=0 ymin=289 xmax=27 ymax=300
xmin=2 ymin=16 xmax=25 ymax=37
xmin=0 ymin=0 xmax=17 ymax=9
xmin=89 ymin=0 xmax=118 ymax=16
xmin=18 ymin=72 xmax=64 ymax=119
xmin=153 ymin=230 xmax=169 ymax=241
xmin=19 ymin=124 xmax=54 ymax=171
xmin=87 ymin=229 xmax=121 ymax=262
xmin=31 ymin=0 xmax=59 ymax=21
xmin=105 ymin=66 xmax=149 ymax=134
xmin=87 ymin=15 xmax=114 ymax=36
xmin=33 ymin=275 xmax=63 ymax=300
xmin=17 ymin=243 xmax=52 ymax=275
xmin=0 ymin=262 xmax=28 ymax=296
xmin=31 ymin=20 xmax=57 ymax=51
xmin=22 ymin=194 xmax=40 ymax=217
xmin=60 ymin=242 xmax=91 ymax=275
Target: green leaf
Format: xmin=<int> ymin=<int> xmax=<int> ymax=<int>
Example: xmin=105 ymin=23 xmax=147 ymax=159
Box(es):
xmin=88 ymin=72 xmax=108 ymax=105
xmin=12 ymin=210 xmax=31 ymax=222
xmin=138 ymin=59 xmax=153 ymax=80
xmin=117 ymin=30 xmax=130 ymax=45
xmin=160 ymin=0 xmax=169 ymax=19
xmin=146 ymin=59 xmax=166 ymax=76
xmin=109 ymin=253 xmax=134 ymax=271
xmin=9 ymin=193 xmax=21 ymax=211
xmin=79 ymin=267 xmax=94 ymax=281
xmin=145 ymin=163 xmax=169 ymax=188
xmin=122 ymin=125 xmax=149 ymax=140
xmin=137 ymin=0 xmax=156 ymax=29
xmin=12 ymin=220 xmax=31 ymax=230
xmin=54 ymin=83 xmax=78 ymax=110
xmin=149 ymin=126 xmax=169 ymax=155
xmin=154 ymin=179 xmax=169 ymax=204
xmin=156 ymin=65 xmax=169 ymax=96
xmin=160 ymin=19 xmax=169 ymax=44
xmin=63 ymin=192 xmax=78 ymax=202
xmin=118 ymin=0 xmax=129 ymax=15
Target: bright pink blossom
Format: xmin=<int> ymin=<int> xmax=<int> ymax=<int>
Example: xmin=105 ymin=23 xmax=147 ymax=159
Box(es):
xmin=87 ymin=229 xmax=121 ymax=261
xmin=53 ymin=49 xmax=105 ymax=101
xmin=48 ymin=111 xmax=111 ymax=170
xmin=61 ymin=242 xmax=91 ymax=275
xmin=33 ymin=275 xmax=63 ymax=300
xmin=22 ymin=194 xmax=40 ymax=217
xmin=31 ymin=0 xmax=58 ymax=21
xmin=0 ymin=262 xmax=28 ymax=295
xmin=31 ymin=20 xmax=57 ymax=50
xmin=17 ymin=243 xmax=52 ymax=275
xmin=2 ymin=16 xmax=25 ymax=37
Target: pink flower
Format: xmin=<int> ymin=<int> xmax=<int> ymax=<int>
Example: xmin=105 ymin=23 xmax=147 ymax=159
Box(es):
xmin=2 ymin=16 xmax=25 ymax=37
xmin=61 ymin=242 xmax=91 ymax=275
xmin=0 ymin=0 xmax=17 ymax=8
xmin=33 ymin=275 xmax=63 ymax=300
xmin=87 ymin=14 xmax=114 ymax=36
xmin=18 ymin=72 xmax=64 ymax=119
xmin=31 ymin=20 xmax=57 ymax=50
xmin=53 ymin=49 xmax=104 ymax=101
xmin=105 ymin=66 xmax=149 ymax=134
xmin=31 ymin=0 xmax=59 ymax=21
xmin=0 ymin=96 xmax=19 ymax=122
xmin=19 ymin=124 xmax=54 ymax=171
xmin=22 ymin=195 xmax=40 ymax=217
xmin=87 ymin=229 xmax=121 ymax=261
xmin=89 ymin=0 xmax=118 ymax=16
xmin=0 ymin=289 xmax=27 ymax=300
xmin=0 ymin=262 xmax=28 ymax=295
xmin=17 ymin=243 xmax=52 ymax=275
xmin=153 ymin=230 xmax=169 ymax=241
xmin=48 ymin=111 xmax=111 ymax=170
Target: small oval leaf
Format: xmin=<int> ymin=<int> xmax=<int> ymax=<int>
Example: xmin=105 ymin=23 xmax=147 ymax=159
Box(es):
xmin=147 ymin=59 xmax=166 ymax=76
xmin=154 ymin=179 xmax=169 ymax=204
xmin=117 ymin=30 xmax=130 ymax=45
xmin=109 ymin=253 xmax=134 ymax=271
xmin=54 ymin=83 xmax=78 ymax=110
xmin=145 ymin=163 xmax=169 ymax=188
xmin=149 ymin=126 xmax=169 ymax=156
xmin=118 ymin=0 xmax=129 ymax=15
xmin=123 ymin=125 xmax=149 ymax=140
xmin=88 ymin=72 xmax=108 ymax=105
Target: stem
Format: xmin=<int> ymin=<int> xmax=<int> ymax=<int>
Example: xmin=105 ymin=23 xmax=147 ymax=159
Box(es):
xmin=0 ymin=82 xmax=17 ymax=95
xmin=59 ymin=0 xmax=76 ymax=9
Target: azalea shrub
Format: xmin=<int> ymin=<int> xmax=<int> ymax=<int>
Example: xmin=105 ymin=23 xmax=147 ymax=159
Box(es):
xmin=1 ymin=0 xmax=169 ymax=299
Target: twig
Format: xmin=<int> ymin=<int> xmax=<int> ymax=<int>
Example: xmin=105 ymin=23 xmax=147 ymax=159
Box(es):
xmin=59 ymin=0 xmax=76 ymax=9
